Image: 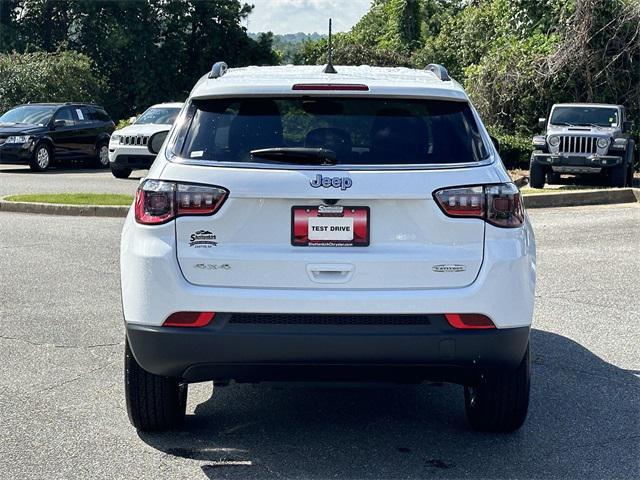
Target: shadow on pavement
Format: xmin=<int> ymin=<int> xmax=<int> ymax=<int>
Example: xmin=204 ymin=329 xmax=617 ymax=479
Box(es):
xmin=138 ymin=329 xmax=640 ymax=479
xmin=546 ymin=173 xmax=639 ymax=189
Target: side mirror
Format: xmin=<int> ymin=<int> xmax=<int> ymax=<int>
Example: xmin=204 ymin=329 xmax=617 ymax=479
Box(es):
xmin=489 ymin=135 xmax=500 ymax=153
xmin=128 ymin=116 xmax=137 ymax=124
xmin=538 ymin=118 xmax=546 ymax=129
xmin=622 ymin=120 xmax=633 ymax=133
xmin=53 ymin=119 xmax=66 ymax=128
xmin=148 ymin=130 xmax=170 ymax=155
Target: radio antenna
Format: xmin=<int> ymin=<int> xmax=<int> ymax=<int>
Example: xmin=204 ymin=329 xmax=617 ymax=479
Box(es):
xmin=323 ymin=18 xmax=337 ymax=74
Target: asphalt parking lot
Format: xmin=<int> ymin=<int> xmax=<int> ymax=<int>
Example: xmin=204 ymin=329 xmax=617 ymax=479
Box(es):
xmin=0 ymin=200 xmax=639 ymax=479
xmin=0 ymin=164 xmax=145 ymax=196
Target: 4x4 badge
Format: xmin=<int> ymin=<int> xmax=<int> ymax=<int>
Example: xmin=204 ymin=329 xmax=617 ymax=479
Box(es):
xmin=310 ymin=174 xmax=352 ymax=190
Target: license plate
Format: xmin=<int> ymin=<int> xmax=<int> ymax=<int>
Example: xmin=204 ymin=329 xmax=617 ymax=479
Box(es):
xmin=292 ymin=205 xmax=369 ymax=247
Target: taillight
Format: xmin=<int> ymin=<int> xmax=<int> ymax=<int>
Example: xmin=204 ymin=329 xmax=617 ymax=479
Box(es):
xmin=135 ymin=180 xmax=228 ymax=225
xmin=485 ymin=184 xmax=524 ymax=228
xmin=433 ymin=183 xmax=524 ymax=228
xmin=163 ymin=312 xmax=215 ymax=328
xmin=445 ymin=313 xmax=495 ymax=329
xmin=433 ymin=186 xmax=484 ymax=217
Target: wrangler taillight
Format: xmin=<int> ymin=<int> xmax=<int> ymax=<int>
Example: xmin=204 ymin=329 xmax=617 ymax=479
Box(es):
xmin=433 ymin=183 xmax=524 ymax=228
xmin=135 ymin=180 xmax=228 ymax=225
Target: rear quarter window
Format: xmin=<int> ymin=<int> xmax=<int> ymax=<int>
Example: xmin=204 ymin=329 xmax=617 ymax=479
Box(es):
xmin=173 ymin=97 xmax=489 ymax=166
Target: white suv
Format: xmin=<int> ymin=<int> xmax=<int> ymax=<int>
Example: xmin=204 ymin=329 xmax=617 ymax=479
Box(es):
xmin=108 ymin=102 xmax=182 ymax=178
xmin=121 ymin=63 xmax=536 ymax=433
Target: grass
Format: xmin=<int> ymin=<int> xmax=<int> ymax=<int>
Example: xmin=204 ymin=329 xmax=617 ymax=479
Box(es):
xmin=4 ymin=193 xmax=134 ymax=206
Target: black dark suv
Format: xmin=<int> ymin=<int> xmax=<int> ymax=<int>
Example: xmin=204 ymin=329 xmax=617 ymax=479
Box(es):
xmin=0 ymin=103 xmax=115 ymax=171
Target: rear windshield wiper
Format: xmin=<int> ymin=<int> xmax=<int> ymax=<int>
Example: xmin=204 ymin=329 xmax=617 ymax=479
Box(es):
xmin=251 ymin=147 xmax=337 ymax=165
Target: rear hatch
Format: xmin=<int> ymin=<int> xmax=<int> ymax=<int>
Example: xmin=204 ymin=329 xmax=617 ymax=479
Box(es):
xmin=165 ymin=95 xmax=498 ymax=289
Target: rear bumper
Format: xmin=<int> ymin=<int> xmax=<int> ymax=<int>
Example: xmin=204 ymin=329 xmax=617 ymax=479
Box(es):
xmin=532 ymin=152 xmax=622 ymax=172
xmin=126 ymin=317 xmax=530 ymax=384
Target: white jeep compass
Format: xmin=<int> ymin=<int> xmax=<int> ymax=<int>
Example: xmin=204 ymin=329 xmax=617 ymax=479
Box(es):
xmin=121 ymin=63 xmax=536 ymax=433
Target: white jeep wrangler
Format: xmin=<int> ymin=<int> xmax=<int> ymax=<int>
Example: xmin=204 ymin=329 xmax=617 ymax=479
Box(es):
xmin=531 ymin=103 xmax=636 ymax=188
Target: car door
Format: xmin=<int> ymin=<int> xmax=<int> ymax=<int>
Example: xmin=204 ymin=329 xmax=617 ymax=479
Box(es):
xmin=75 ymin=106 xmax=99 ymax=157
xmin=49 ymin=107 xmax=79 ymax=159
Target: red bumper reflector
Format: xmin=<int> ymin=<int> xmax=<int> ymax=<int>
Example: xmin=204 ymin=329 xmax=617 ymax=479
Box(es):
xmin=163 ymin=312 xmax=215 ymax=328
xmin=445 ymin=313 xmax=496 ymax=329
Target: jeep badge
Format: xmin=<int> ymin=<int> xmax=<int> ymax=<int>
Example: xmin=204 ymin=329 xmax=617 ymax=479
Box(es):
xmin=310 ymin=174 xmax=353 ymax=190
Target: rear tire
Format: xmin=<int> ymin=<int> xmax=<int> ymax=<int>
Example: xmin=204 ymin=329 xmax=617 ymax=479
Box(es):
xmin=529 ymin=162 xmax=545 ymax=189
xmin=464 ymin=344 xmax=530 ymax=433
xmin=93 ymin=142 xmax=110 ymax=168
xmin=111 ymin=165 xmax=132 ymax=179
xmin=125 ymin=339 xmax=187 ymax=431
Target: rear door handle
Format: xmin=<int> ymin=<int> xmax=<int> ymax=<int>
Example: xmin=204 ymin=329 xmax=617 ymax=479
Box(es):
xmin=306 ymin=264 xmax=354 ymax=284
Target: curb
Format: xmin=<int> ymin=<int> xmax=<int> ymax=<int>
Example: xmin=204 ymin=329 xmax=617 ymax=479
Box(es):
xmin=0 ymin=199 xmax=129 ymax=217
xmin=524 ymin=188 xmax=639 ymax=209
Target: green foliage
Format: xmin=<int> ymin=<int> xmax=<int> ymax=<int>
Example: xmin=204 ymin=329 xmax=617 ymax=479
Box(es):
xmin=258 ymin=32 xmax=325 ymax=64
xmin=296 ymin=0 xmax=640 ymax=142
xmin=116 ymin=117 xmax=137 ymax=130
xmin=351 ymin=0 xmax=422 ymax=53
xmin=0 ymin=0 xmax=277 ymax=120
xmin=295 ymin=33 xmax=409 ymax=67
xmin=0 ymin=51 xmax=104 ymax=114
xmin=464 ymin=33 xmax=560 ymax=132
xmin=490 ymin=132 xmax=533 ymax=168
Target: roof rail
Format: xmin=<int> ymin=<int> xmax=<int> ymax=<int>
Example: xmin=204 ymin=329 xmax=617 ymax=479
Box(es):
xmin=426 ymin=64 xmax=450 ymax=81
xmin=209 ymin=61 xmax=228 ymax=79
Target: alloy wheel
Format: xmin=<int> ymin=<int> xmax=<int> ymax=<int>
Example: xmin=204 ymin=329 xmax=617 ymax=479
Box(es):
xmin=37 ymin=147 xmax=50 ymax=169
xmin=99 ymin=145 xmax=109 ymax=166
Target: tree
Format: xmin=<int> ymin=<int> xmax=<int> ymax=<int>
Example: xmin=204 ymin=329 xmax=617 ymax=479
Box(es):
xmin=0 ymin=0 xmax=277 ymax=120
xmin=0 ymin=0 xmax=20 ymax=51
xmin=0 ymin=51 xmax=105 ymax=113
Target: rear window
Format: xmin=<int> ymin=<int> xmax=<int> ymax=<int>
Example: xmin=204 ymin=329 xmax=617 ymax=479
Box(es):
xmin=91 ymin=108 xmax=111 ymax=122
xmin=172 ymin=97 xmax=489 ymax=166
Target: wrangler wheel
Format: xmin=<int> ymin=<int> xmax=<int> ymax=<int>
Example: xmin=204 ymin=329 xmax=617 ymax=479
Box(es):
xmin=529 ymin=162 xmax=545 ymax=189
xmin=546 ymin=171 xmax=561 ymax=185
xmin=609 ymin=164 xmax=626 ymax=188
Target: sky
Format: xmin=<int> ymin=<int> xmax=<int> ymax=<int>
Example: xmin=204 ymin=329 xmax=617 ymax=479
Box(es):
xmin=245 ymin=0 xmax=372 ymax=35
